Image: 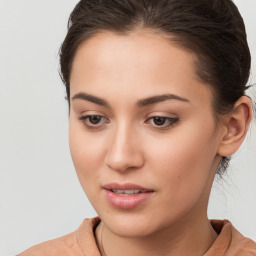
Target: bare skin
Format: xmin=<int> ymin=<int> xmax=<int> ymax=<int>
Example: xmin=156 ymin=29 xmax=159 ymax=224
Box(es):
xmin=69 ymin=30 xmax=252 ymax=256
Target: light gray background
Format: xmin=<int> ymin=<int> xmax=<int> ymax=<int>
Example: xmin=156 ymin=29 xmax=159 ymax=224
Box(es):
xmin=0 ymin=0 xmax=255 ymax=255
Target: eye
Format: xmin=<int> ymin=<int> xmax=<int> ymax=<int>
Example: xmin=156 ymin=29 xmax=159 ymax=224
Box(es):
xmin=146 ymin=116 xmax=179 ymax=129
xmin=79 ymin=115 xmax=108 ymax=129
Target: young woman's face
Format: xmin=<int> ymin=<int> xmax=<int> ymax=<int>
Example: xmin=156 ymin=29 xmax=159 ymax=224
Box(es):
xmin=69 ymin=30 xmax=223 ymax=237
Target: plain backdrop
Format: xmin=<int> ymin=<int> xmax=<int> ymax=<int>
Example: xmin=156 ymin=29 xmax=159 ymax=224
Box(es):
xmin=0 ymin=0 xmax=255 ymax=255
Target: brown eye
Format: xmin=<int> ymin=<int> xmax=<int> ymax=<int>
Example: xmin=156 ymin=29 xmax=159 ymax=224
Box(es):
xmin=88 ymin=115 xmax=102 ymax=125
xmin=78 ymin=115 xmax=108 ymax=129
xmin=146 ymin=116 xmax=179 ymax=129
xmin=153 ymin=117 xmax=166 ymax=126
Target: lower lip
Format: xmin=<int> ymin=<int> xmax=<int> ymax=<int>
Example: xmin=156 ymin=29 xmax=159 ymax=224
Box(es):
xmin=104 ymin=189 xmax=154 ymax=210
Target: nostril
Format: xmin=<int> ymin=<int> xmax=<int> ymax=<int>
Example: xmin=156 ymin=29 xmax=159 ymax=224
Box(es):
xmin=105 ymin=159 xmax=134 ymax=172
xmin=104 ymin=150 xmax=144 ymax=172
xmin=104 ymin=129 xmax=144 ymax=172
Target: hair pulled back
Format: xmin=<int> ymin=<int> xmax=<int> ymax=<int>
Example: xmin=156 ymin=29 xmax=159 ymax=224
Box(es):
xmin=59 ymin=0 xmax=251 ymax=174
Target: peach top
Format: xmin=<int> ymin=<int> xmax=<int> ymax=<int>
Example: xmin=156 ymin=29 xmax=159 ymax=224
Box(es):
xmin=19 ymin=217 xmax=256 ymax=256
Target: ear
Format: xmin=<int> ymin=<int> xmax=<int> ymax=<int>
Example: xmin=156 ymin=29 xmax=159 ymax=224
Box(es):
xmin=217 ymin=96 xmax=253 ymax=157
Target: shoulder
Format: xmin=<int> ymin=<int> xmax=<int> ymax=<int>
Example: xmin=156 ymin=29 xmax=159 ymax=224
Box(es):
xmin=208 ymin=219 xmax=256 ymax=256
xmin=228 ymin=221 xmax=256 ymax=256
xmin=18 ymin=231 xmax=80 ymax=256
xmin=18 ymin=217 xmax=101 ymax=256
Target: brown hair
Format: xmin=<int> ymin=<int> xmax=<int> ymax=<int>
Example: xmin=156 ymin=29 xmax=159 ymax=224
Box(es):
xmin=59 ymin=0 xmax=251 ymax=174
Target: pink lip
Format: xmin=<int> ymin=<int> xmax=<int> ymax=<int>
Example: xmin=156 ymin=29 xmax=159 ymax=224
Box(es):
xmin=103 ymin=183 xmax=154 ymax=210
xmin=103 ymin=183 xmax=153 ymax=191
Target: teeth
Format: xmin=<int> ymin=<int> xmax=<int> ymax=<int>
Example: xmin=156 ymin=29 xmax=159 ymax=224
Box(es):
xmin=112 ymin=189 xmax=141 ymax=195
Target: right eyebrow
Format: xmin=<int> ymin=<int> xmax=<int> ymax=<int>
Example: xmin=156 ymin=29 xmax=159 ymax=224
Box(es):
xmin=71 ymin=92 xmax=110 ymax=107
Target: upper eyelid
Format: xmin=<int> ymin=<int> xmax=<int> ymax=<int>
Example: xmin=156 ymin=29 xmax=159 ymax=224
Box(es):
xmin=79 ymin=115 xmax=109 ymax=129
xmin=79 ymin=115 xmax=178 ymax=125
xmin=146 ymin=113 xmax=178 ymax=120
xmin=146 ymin=113 xmax=177 ymax=118
xmin=79 ymin=114 xmax=108 ymax=121
xmin=148 ymin=116 xmax=178 ymax=119
xmin=78 ymin=113 xmax=178 ymax=120
xmin=146 ymin=116 xmax=179 ymax=124
xmin=146 ymin=117 xmax=179 ymax=129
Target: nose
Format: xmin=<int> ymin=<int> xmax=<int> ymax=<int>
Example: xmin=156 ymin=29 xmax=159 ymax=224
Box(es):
xmin=104 ymin=124 xmax=144 ymax=172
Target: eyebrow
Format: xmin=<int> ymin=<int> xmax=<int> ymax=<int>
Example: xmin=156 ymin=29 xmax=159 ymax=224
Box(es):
xmin=71 ymin=92 xmax=190 ymax=107
xmin=72 ymin=92 xmax=110 ymax=107
xmin=137 ymin=94 xmax=190 ymax=107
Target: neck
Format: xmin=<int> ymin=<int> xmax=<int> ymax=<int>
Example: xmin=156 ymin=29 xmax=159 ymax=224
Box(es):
xmin=95 ymin=213 xmax=218 ymax=256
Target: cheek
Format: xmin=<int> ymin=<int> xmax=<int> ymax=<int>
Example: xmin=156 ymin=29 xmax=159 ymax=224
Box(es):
xmin=68 ymin=120 xmax=106 ymax=188
xmin=145 ymin=119 xmax=218 ymax=204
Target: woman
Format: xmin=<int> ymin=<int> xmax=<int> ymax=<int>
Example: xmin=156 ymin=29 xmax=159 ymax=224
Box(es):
xmin=19 ymin=0 xmax=256 ymax=255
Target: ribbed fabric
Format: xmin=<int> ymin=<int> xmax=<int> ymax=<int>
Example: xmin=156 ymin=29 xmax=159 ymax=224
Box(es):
xmin=205 ymin=220 xmax=256 ymax=256
xmin=76 ymin=217 xmax=101 ymax=256
xmin=18 ymin=217 xmax=256 ymax=256
xmin=18 ymin=218 xmax=101 ymax=256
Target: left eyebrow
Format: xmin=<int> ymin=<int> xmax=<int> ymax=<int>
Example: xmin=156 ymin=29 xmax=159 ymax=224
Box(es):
xmin=137 ymin=94 xmax=190 ymax=107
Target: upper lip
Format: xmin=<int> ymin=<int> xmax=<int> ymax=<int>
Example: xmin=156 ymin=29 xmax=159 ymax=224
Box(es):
xmin=103 ymin=183 xmax=154 ymax=192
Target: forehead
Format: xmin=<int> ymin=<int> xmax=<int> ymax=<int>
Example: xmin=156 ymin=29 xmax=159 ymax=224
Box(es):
xmin=70 ymin=30 xmax=213 ymax=108
xmin=72 ymin=30 xmax=196 ymax=76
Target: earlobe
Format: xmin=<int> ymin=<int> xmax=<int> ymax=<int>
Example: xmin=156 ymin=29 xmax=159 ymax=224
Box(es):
xmin=217 ymin=96 xmax=252 ymax=157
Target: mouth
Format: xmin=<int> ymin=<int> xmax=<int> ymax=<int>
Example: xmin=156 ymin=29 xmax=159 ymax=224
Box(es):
xmin=103 ymin=183 xmax=155 ymax=209
xmin=110 ymin=189 xmax=150 ymax=195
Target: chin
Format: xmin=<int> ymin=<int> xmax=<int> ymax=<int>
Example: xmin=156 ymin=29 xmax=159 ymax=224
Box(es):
xmin=99 ymin=210 xmax=167 ymax=238
xmin=109 ymin=221 xmax=155 ymax=238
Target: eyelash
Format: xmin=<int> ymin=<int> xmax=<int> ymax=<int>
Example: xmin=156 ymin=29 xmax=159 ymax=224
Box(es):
xmin=78 ymin=115 xmax=109 ymax=130
xmin=146 ymin=116 xmax=179 ymax=129
xmin=78 ymin=115 xmax=179 ymax=130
